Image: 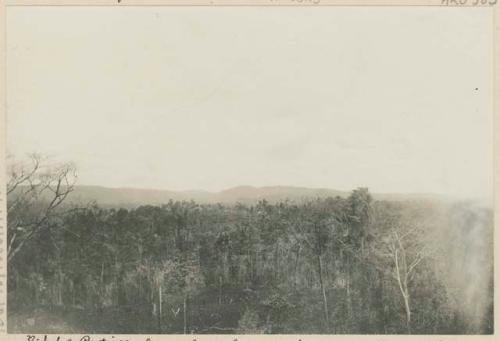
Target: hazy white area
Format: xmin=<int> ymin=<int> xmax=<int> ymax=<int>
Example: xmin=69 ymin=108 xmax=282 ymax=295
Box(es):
xmin=6 ymin=7 xmax=493 ymax=199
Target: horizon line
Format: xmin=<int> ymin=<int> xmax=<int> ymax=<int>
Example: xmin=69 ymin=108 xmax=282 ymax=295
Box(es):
xmin=73 ymin=183 xmax=449 ymax=197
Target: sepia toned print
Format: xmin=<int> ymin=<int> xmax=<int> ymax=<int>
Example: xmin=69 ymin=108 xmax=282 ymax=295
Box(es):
xmin=3 ymin=3 xmax=495 ymax=337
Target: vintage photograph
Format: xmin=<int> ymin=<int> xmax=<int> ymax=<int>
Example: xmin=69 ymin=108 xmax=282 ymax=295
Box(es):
xmin=4 ymin=5 xmax=494 ymax=335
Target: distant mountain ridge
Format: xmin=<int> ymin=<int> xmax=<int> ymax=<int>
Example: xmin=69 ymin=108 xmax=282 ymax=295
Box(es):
xmin=65 ymin=185 xmax=443 ymax=207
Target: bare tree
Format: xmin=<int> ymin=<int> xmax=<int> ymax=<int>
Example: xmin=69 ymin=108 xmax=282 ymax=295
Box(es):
xmin=6 ymin=154 xmax=77 ymax=263
xmin=371 ymin=203 xmax=438 ymax=334
xmin=387 ymin=228 xmax=427 ymax=333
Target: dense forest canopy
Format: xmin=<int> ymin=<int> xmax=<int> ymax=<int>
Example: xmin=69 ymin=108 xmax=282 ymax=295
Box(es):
xmin=6 ymin=155 xmax=494 ymax=334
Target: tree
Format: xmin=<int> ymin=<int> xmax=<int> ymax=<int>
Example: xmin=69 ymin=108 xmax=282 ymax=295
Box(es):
xmin=7 ymin=154 xmax=77 ymax=263
xmin=370 ymin=202 xmax=437 ymax=333
xmin=291 ymin=200 xmax=338 ymax=332
xmin=346 ymin=187 xmax=372 ymax=253
xmin=179 ymin=260 xmax=204 ymax=334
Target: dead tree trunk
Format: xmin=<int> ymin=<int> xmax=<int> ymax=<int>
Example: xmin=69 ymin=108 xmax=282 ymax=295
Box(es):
xmin=317 ymin=254 xmax=329 ymax=330
xmin=158 ymin=283 xmax=163 ymax=333
xmin=183 ymin=293 xmax=188 ymax=334
xmin=218 ymin=276 xmax=222 ymax=305
xmin=390 ymin=231 xmax=426 ymax=334
xmin=294 ymin=245 xmax=301 ymax=288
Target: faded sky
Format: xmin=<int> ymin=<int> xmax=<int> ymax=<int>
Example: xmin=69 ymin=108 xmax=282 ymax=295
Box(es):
xmin=6 ymin=7 xmax=494 ymax=198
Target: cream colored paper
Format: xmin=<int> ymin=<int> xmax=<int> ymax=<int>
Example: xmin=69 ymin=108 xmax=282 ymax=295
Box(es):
xmin=0 ymin=1 xmax=498 ymax=340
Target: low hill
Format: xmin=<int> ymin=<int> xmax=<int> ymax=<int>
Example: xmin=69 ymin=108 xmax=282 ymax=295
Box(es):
xmin=65 ymin=185 xmax=443 ymax=207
